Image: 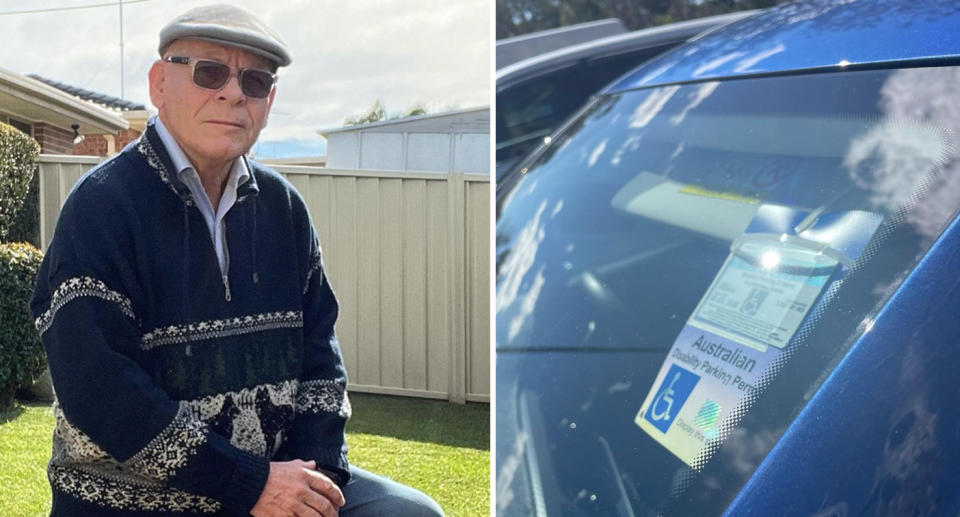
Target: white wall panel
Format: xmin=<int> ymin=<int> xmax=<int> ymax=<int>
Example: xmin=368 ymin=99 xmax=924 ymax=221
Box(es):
xmin=358 ymin=133 xmax=404 ymax=171
xmin=406 ymin=133 xmax=451 ymax=172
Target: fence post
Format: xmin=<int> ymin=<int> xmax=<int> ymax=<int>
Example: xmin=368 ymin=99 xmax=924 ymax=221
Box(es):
xmin=38 ymin=159 xmax=62 ymax=252
xmin=447 ymin=171 xmax=467 ymax=404
xmin=38 ymin=155 xmax=104 ymax=252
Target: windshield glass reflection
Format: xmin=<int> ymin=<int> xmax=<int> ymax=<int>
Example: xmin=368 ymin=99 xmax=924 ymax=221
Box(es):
xmin=496 ymin=67 xmax=960 ymax=516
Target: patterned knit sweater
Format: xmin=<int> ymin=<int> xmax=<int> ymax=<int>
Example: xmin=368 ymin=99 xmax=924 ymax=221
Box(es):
xmin=30 ymin=122 xmax=350 ymax=516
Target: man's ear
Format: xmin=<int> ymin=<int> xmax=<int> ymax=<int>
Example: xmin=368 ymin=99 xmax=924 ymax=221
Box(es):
xmin=148 ymin=60 xmax=165 ymax=110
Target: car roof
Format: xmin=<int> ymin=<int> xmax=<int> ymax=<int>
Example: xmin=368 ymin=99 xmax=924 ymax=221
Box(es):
xmin=605 ymin=0 xmax=960 ymax=93
xmin=496 ymin=10 xmax=758 ymax=91
xmin=496 ymin=18 xmax=627 ymax=69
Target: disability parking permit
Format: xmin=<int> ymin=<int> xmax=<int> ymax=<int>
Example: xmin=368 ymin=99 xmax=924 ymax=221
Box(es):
xmin=634 ymin=239 xmax=836 ymax=467
xmin=689 ymin=238 xmax=838 ymax=351
xmin=634 ymin=206 xmax=883 ymax=468
xmin=634 ymin=324 xmax=777 ymax=467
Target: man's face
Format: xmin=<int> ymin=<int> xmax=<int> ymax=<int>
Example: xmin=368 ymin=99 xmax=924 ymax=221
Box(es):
xmin=149 ymin=38 xmax=276 ymax=170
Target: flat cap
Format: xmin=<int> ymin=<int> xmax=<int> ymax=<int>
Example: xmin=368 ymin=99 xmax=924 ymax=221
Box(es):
xmin=159 ymin=4 xmax=291 ymax=67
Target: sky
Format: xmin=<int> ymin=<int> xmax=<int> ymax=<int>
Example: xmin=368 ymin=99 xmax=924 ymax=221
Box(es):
xmin=0 ymin=0 xmax=491 ymax=157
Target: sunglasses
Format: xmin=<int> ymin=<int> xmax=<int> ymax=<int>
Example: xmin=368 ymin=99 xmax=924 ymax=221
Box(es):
xmin=164 ymin=56 xmax=277 ymax=99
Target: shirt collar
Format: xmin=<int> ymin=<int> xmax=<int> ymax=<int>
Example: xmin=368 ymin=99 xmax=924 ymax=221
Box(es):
xmin=153 ymin=116 xmax=251 ymax=189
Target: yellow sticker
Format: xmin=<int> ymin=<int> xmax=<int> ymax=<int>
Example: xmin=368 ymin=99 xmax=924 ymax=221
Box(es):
xmin=679 ymin=185 xmax=760 ymax=205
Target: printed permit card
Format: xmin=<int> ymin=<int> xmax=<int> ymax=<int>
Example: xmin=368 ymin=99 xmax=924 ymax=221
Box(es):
xmin=635 ymin=205 xmax=883 ymax=467
xmin=690 ymin=237 xmax=838 ymax=351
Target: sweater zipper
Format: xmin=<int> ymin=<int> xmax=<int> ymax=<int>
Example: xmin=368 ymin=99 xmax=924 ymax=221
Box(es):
xmin=222 ymin=225 xmax=232 ymax=302
xmin=222 ymin=195 xmax=250 ymax=302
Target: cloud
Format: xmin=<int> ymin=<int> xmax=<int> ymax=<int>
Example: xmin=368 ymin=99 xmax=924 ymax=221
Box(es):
xmin=0 ymin=0 xmax=489 ymax=149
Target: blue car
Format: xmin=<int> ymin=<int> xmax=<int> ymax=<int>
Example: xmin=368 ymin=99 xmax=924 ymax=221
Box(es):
xmin=495 ymin=2 xmax=960 ymax=516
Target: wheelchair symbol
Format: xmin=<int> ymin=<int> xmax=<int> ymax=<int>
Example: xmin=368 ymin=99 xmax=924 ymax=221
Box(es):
xmin=650 ymin=371 xmax=681 ymax=421
xmin=644 ymin=364 xmax=700 ymax=433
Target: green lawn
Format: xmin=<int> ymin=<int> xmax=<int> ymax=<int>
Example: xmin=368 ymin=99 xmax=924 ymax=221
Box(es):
xmin=0 ymin=403 xmax=52 ymax=517
xmin=0 ymin=393 xmax=489 ymax=517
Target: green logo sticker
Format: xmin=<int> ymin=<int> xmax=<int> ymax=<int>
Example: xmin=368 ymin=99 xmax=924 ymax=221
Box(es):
xmin=693 ymin=399 xmax=721 ymax=431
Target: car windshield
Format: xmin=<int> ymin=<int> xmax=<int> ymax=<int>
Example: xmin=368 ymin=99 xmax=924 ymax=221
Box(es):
xmin=496 ymin=67 xmax=960 ymax=516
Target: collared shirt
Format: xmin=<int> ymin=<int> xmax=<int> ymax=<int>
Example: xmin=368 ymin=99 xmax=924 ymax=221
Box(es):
xmin=153 ymin=117 xmax=249 ymax=275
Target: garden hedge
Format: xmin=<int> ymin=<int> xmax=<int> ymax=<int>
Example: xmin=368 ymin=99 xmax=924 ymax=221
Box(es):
xmin=6 ymin=172 xmax=40 ymax=248
xmin=0 ymin=242 xmax=45 ymax=410
xmin=0 ymin=121 xmax=40 ymax=241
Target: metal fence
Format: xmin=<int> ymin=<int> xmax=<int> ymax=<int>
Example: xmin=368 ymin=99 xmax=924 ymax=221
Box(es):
xmin=38 ymin=155 xmax=490 ymax=403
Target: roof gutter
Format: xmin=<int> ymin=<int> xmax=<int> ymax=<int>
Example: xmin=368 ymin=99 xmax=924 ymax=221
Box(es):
xmin=317 ymin=105 xmax=489 ymax=136
xmin=0 ymin=66 xmax=128 ymax=133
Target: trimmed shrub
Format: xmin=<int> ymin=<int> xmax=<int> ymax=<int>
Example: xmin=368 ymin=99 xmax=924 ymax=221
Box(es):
xmin=0 ymin=122 xmax=40 ymax=240
xmin=0 ymin=242 xmax=45 ymax=409
xmin=6 ymin=171 xmax=40 ymax=248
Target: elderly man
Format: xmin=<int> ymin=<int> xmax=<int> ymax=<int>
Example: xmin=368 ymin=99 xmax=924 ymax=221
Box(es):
xmin=30 ymin=5 xmax=443 ymax=517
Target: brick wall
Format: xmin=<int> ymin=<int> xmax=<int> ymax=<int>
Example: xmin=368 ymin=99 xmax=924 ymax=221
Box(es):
xmin=117 ymin=128 xmax=141 ymax=149
xmin=73 ymin=128 xmax=143 ymax=156
xmin=33 ymin=123 xmax=75 ymax=154
xmin=72 ymin=134 xmax=108 ymax=156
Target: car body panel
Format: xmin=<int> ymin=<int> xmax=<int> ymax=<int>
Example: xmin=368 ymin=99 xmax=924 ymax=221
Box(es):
xmin=606 ymin=0 xmax=960 ymax=92
xmin=497 ymin=18 xmax=627 ymax=69
xmin=497 ymin=11 xmax=758 ymax=91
